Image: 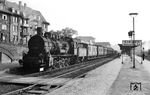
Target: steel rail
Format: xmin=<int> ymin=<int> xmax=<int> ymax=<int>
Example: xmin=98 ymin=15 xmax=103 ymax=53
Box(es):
xmin=3 ymin=57 xmax=116 ymax=95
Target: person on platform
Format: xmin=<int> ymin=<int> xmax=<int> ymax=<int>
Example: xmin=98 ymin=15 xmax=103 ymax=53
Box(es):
xmin=142 ymin=53 xmax=145 ymax=61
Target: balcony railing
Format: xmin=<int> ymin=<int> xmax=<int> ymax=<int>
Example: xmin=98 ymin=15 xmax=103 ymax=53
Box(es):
xmin=21 ymin=23 xmax=29 ymax=27
xmin=20 ymin=31 xmax=29 ymax=37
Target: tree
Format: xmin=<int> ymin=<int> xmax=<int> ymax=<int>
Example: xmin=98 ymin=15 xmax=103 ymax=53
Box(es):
xmin=49 ymin=28 xmax=78 ymax=38
xmin=62 ymin=27 xmax=78 ymax=37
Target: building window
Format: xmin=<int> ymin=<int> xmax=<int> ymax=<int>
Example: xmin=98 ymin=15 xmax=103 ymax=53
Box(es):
xmin=12 ymin=25 xmax=18 ymax=32
xmin=20 ymin=19 xmax=22 ymax=24
xmin=43 ymin=24 xmax=46 ymax=28
xmin=15 ymin=17 xmax=17 ymax=23
xmin=37 ymin=16 xmax=40 ymax=20
xmin=12 ymin=17 xmax=17 ymax=23
xmin=12 ymin=26 xmax=15 ymax=31
xmin=13 ymin=35 xmax=17 ymax=44
xmin=16 ymin=10 xmax=20 ymax=14
xmin=24 ymin=20 xmax=27 ymax=24
xmin=12 ymin=17 xmax=15 ymax=22
xmin=0 ymin=33 xmax=5 ymax=41
xmin=12 ymin=8 xmax=15 ymax=13
xmin=2 ymin=24 xmax=7 ymax=30
xmin=2 ymin=14 xmax=7 ymax=20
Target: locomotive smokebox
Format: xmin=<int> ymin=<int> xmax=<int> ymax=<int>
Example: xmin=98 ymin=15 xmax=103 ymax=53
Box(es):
xmin=37 ymin=27 xmax=43 ymax=36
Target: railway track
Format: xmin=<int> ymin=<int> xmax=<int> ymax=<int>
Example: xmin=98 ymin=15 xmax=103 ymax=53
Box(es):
xmin=2 ymin=56 xmax=118 ymax=95
xmin=7 ymin=56 xmax=109 ymax=76
xmin=22 ymin=56 xmax=112 ymax=77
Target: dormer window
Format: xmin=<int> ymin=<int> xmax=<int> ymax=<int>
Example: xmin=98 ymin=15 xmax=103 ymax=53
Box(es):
xmin=12 ymin=8 xmax=15 ymax=13
xmin=37 ymin=16 xmax=40 ymax=20
xmin=2 ymin=14 xmax=7 ymax=20
xmin=16 ymin=10 xmax=20 ymax=14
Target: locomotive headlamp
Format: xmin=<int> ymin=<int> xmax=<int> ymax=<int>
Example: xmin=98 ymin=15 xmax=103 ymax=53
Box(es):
xmin=40 ymin=68 xmax=44 ymax=72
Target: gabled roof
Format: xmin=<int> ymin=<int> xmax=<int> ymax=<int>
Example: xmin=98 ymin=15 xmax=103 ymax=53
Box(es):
xmin=0 ymin=8 xmax=11 ymax=14
xmin=5 ymin=0 xmax=49 ymax=24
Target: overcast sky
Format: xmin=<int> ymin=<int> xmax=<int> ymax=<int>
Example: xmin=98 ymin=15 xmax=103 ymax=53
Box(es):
xmin=8 ymin=0 xmax=150 ymax=45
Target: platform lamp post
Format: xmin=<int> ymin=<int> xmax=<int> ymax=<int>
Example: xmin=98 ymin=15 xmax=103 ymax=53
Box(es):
xmin=128 ymin=31 xmax=133 ymax=62
xmin=129 ymin=13 xmax=138 ymax=68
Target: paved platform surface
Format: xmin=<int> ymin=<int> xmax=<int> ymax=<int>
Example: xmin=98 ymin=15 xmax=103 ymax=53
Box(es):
xmin=46 ymin=57 xmax=122 ymax=95
xmin=45 ymin=55 xmax=150 ymax=95
xmin=107 ymin=56 xmax=150 ymax=95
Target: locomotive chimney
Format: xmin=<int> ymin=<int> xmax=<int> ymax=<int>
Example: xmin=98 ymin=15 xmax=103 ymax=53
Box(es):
xmin=37 ymin=27 xmax=43 ymax=36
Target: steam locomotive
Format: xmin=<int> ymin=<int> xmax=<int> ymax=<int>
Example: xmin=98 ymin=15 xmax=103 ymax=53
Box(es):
xmin=19 ymin=27 xmax=117 ymax=71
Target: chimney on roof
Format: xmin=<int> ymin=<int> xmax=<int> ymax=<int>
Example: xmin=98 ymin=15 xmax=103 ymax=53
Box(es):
xmin=4 ymin=0 xmax=6 ymax=5
xmin=19 ymin=1 xmax=22 ymax=10
xmin=0 ymin=0 xmax=6 ymax=5
xmin=24 ymin=3 xmax=26 ymax=9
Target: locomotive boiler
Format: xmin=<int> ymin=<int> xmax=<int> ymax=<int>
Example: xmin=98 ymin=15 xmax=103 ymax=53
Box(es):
xmin=19 ymin=27 xmax=75 ymax=71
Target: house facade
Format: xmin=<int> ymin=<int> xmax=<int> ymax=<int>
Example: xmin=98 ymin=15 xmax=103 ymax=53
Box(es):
xmin=0 ymin=0 xmax=11 ymax=43
xmin=0 ymin=0 xmax=49 ymax=45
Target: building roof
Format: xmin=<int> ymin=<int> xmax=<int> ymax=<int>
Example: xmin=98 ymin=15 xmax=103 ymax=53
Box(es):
xmin=5 ymin=0 xmax=49 ymax=24
xmin=0 ymin=9 xmax=11 ymax=14
xmin=76 ymin=36 xmax=95 ymax=40
xmin=75 ymin=36 xmax=95 ymax=44
xmin=95 ymin=42 xmax=111 ymax=47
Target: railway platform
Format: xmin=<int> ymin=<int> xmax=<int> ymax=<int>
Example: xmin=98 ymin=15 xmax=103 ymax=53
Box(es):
xmin=46 ymin=55 xmax=150 ymax=95
xmin=107 ymin=56 xmax=150 ymax=95
xmin=46 ymin=56 xmax=122 ymax=95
